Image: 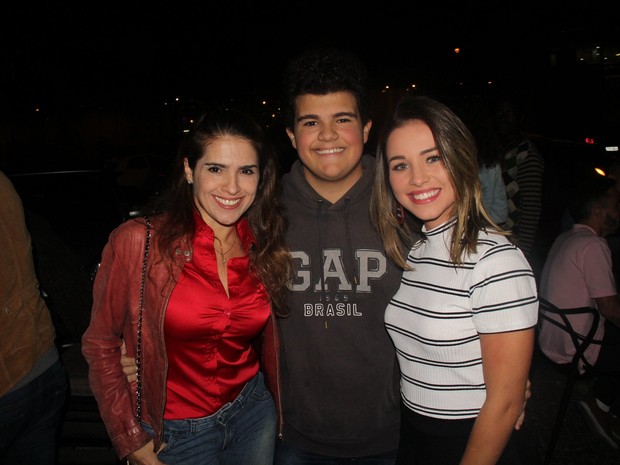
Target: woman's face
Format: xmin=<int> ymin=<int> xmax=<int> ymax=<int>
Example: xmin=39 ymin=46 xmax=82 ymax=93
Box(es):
xmin=386 ymin=120 xmax=455 ymax=229
xmin=184 ymin=135 xmax=259 ymax=231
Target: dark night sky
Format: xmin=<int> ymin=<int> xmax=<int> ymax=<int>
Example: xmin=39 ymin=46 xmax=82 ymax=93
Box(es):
xmin=0 ymin=0 xmax=618 ymax=173
xmin=3 ymin=1 xmax=616 ymax=113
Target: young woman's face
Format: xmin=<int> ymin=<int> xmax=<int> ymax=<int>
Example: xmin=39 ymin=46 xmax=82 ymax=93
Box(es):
xmin=387 ymin=120 xmax=455 ymax=229
xmin=184 ymin=135 xmax=259 ymax=231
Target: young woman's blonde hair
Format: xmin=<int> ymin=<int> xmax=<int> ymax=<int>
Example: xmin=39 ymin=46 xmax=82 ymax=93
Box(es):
xmin=370 ymin=95 xmax=506 ymax=269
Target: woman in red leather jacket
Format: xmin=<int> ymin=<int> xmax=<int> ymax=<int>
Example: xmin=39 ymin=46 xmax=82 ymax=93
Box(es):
xmin=82 ymin=107 xmax=291 ymax=465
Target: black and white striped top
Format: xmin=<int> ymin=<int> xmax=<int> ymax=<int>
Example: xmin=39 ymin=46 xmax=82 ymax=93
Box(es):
xmin=385 ymin=219 xmax=538 ymax=420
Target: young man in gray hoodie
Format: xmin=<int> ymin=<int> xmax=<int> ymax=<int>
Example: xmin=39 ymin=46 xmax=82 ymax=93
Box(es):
xmin=273 ymin=47 xmax=404 ymax=464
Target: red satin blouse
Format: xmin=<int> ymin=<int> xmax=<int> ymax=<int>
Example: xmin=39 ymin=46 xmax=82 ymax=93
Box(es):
xmin=163 ymin=211 xmax=270 ymax=419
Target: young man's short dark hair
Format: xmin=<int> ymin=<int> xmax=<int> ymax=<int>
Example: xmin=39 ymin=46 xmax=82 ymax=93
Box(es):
xmin=281 ymin=47 xmax=370 ymax=128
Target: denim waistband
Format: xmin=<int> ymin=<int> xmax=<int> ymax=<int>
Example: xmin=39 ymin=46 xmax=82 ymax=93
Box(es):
xmin=154 ymin=370 xmax=266 ymax=434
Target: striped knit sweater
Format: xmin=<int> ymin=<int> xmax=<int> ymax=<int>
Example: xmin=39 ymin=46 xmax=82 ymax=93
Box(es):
xmin=385 ymin=219 xmax=538 ymax=420
xmin=502 ymin=139 xmax=544 ymax=256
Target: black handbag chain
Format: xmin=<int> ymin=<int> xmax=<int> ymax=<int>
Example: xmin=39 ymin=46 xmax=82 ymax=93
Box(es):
xmin=135 ymin=216 xmax=151 ymax=421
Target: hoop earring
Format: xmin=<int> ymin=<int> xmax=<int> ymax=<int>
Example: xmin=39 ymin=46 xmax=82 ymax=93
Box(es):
xmin=395 ymin=203 xmax=405 ymax=225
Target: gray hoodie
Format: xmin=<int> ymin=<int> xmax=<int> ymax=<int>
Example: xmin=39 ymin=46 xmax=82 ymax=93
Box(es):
xmin=277 ymin=155 xmax=402 ymax=457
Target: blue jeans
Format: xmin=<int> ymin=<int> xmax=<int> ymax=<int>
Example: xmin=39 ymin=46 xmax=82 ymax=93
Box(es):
xmin=143 ymin=371 xmax=275 ymax=465
xmin=0 ymin=359 xmax=69 ymax=465
xmin=275 ymin=439 xmax=398 ymax=465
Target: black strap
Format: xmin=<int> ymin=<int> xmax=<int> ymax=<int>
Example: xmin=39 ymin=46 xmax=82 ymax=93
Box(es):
xmin=135 ymin=216 xmax=151 ymax=421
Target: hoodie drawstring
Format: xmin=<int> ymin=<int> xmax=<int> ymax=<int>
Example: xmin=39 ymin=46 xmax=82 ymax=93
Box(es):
xmin=316 ymin=197 xmax=358 ymax=329
xmin=316 ymin=200 xmax=328 ymax=328
xmin=343 ymin=197 xmax=357 ymax=287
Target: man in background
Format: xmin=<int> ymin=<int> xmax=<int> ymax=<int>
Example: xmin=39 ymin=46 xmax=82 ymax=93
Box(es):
xmin=539 ymin=173 xmax=620 ymax=447
xmin=0 ymin=171 xmax=68 ymax=465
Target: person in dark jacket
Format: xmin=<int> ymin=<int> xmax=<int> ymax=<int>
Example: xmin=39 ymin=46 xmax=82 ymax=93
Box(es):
xmin=82 ymin=107 xmax=292 ymax=465
xmin=0 ymin=171 xmax=69 ymax=465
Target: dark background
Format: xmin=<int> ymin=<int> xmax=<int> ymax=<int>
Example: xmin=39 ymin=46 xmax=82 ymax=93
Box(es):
xmin=1 ymin=1 xmax=618 ymax=170
xmin=1 ymin=2 xmax=615 ymax=101
xmin=2 ymin=6 xmax=619 ymax=463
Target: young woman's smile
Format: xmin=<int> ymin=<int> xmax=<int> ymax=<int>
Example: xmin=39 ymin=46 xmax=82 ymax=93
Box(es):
xmin=184 ymin=135 xmax=259 ymax=232
xmin=387 ymin=120 xmax=455 ymax=229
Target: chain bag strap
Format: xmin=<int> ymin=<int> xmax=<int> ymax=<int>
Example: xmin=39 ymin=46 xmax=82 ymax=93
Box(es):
xmin=135 ymin=216 xmax=151 ymax=421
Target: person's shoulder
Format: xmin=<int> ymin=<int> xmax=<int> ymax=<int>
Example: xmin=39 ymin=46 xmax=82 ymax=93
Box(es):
xmin=547 ymin=228 xmax=603 ymax=259
xmin=109 ymin=216 xmax=154 ymax=242
xmin=477 ymin=229 xmax=520 ymax=253
xmin=475 ymin=232 xmax=532 ymax=271
xmin=280 ymin=161 xmax=302 ymax=193
xmin=569 ymin=224 xmax=603 ymax=241
xmin=523 ymin=138 xmax=544 ymax=159
xmin=0 ymin=171 xmax=18 ymax=195
xmin=0 ymin=173 xmax=26 ymax=217
xmin=578 ymin=230 xmax=611 ymax=251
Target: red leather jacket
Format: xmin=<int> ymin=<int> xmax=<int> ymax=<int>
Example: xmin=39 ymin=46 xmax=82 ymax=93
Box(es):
xmin=82 ymin=215 xmax=282 ymax=459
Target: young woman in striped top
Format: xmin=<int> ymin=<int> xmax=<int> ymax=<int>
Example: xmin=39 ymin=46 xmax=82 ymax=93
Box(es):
xmin=370 ymin=95 xmax=538 ymax=465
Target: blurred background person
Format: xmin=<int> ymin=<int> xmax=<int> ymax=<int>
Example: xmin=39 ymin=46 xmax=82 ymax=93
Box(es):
xmin=459 ymin=97 xmax=508 ymax=226
xmin=493 ymin=92 xmax=545 ymax=275
xmin=478 ymin=147 xmax=508 ymax=226
xmin=538 ymin=173 xmax=620 ymax=448
xmin=0 ymin=170 xmax=69 ymax=465
xmin=474 ymin=103 xmax=508 ymax=226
